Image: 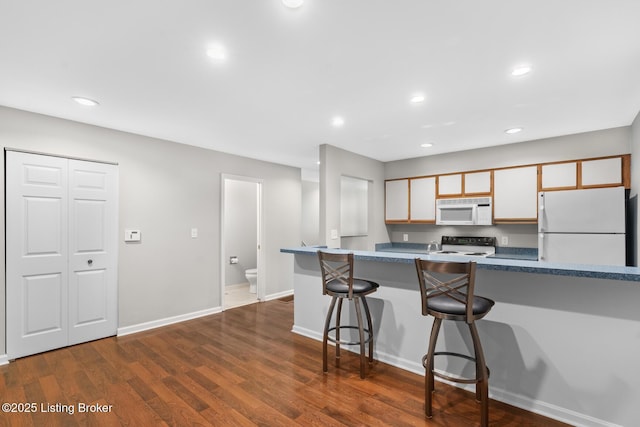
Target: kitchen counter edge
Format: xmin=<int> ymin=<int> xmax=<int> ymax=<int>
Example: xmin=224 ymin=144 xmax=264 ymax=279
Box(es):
xmin=280 ymin=246 xmax=640 ymax=282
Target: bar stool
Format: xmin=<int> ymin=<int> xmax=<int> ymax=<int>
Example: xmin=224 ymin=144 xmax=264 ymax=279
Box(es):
xmin=414 ymin=259 xmax=494 ymax=427
xmin=318 ymin=250 xmax=379 ymax=379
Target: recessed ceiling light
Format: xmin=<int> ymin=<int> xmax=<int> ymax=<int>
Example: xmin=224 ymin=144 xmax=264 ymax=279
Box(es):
xmin=511 ymin=65 xmax=532 ymax=76
xmin=410 ymin=94 xmax=425 ymax=104
xmin=420 ymin=143 xmax=433 ymax=148
xmin=505 ymin=127 xmax=523 ymax=134
xmin=72 ymin=96 xmax=99 ymax=106
xmin=207 ymin=44 xmax=227 ymax=62
xmin=282 ymin=0 xmax=303 ymax=8
xmin=332 ymin=116 xmax=345 ymax=127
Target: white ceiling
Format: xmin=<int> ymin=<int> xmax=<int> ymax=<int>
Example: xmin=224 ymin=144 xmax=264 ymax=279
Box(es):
xmin=1 ymin=1 xmax=640 ymax=171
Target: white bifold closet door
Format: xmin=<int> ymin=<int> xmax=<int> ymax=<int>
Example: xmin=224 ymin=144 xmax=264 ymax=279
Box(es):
xmin=6 ymin=151 xmax=118 ymax=359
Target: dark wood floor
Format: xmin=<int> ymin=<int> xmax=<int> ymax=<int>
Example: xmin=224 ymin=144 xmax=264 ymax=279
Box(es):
xmin=0 ymin=298 xmax=570 ymax=426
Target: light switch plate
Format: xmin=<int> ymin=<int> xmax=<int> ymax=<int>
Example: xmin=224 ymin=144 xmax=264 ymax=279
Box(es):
xmin=330 ymin=229 xmax=338 ymax=240
xmin=125 ymin=229 xmax=141 ymax=242
xmin=191 ymin=228 xmax=198 ymax=238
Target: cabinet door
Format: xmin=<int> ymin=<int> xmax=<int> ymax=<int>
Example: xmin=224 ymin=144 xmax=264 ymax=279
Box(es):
xmin=541 ymin=162 xmax=577 ymax=190
xmin=581 ymin=157 xmax=622 ymax=187
xmin=385 ymin=179 xmax=409 ymax=222
xmin=464 ymin=171 xmax=491 ymax=195
xmin=438 ymin=173 xmax=462 ymax=196
xmin=494 ymin=166 xmax=538 ymax=221
xmin=410 ymin=177 xmax=436 ymax=221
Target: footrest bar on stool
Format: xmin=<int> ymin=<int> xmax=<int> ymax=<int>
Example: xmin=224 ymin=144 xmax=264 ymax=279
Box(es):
xmin=327 ymin=325 xmax=373 ymax=346
xmin=422 ymin=351 xmax=490 ymax=384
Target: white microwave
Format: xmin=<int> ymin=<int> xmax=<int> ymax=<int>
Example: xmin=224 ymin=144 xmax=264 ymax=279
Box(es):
xmin=436 ymin=197 xmax=493 ymax=226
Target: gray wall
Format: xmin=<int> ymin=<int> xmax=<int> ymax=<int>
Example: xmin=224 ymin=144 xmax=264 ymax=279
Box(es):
xmin=385 ymin=126 xmax=631 ymax=179
xmin=388 ymin=224 xmax=538 ymax=249
xmin=0 ymin=106 xmax=301 ymax=355
xmin=301 ymin=180 xmax=320 ymax=246
xmin=319 ymin=144 xmax=389 ymax=250
xmin=385 ymin=127 xmax=632 ymax=248
xmin=224 ymin=179 xmax=258 ymax=286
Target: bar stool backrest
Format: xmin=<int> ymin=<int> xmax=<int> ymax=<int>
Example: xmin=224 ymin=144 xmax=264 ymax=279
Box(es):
xmin=318 ymin=251 xmax=355 ymax=299
xmin=414 ymin=259 xmax=477 ymax=321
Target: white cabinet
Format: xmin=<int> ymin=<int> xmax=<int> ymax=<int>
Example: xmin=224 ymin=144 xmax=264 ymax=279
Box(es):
xmin=494 ymin=166 xmax=538 ymax=221
xmin=541 ymin=162 xmax=577 ymax=189
xmin=385 ymin=179 xmax=409 ymax=222
xmin=464 ymin=171 xmax=491 ymax=194
xmin=438 ymin=173 xmax=462 ymax=196
xmin=410 ymin=176 xmax=436 ymax=221
xmin=581 ymin=157 xmax=622 ymax=187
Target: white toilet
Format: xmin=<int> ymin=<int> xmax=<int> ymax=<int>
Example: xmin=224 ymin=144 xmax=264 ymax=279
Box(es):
xmin=245 ymin=268 xmax=258 ymax=294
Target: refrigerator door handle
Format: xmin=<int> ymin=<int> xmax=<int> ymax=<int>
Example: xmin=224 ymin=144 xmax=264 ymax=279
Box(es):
xmin=538 ymin=192 xmax=545 ymax=232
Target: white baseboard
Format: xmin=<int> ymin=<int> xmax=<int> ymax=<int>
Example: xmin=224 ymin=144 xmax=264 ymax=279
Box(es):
xmin=117 ymin=291 xmax=293 ymax=338
xmin=0 ymin=354 xmax=9 ymax=365
xmin=117 ymin=306 xmax=222 ymax=337
xmin=263 ymin=289 xmax=294 ymax=301
xmin=290 ymin=328 xmax=620 ymax=427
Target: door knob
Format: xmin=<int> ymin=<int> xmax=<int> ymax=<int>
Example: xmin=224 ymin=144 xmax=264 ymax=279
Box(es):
xmin=88 ymin=259 xmax=93 ymax=266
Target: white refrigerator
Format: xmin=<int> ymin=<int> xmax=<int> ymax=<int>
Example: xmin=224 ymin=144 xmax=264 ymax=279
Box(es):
xmin=538 ymin=186 xmax=626 ymax=265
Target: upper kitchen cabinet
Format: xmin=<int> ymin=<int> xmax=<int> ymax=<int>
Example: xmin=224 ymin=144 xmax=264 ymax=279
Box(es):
xmin=437 ymin=171 xmax=491 ymax=197
xmin=580 ymin=156 xmax=626 ymax=187
xmin=463 ymin=171 xmax=492 ymax=195
xmin=385 ymin=179 xmax=409 ymax=223
xmin=410 ymin=176 xmax=437 ymax=222
xmin=541 ymin=161 xmax=577 ymax=190
xmin=493 ymin=165 xmax=538 ymax=223
xmin=437 ymin=173 xmax=462 ymax=197
xmin=540 ymin=155 xmax=630 ymax=191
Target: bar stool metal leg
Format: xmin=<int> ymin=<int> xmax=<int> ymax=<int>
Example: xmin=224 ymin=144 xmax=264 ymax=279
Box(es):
xmin=361 ymin=295 xmax=374 ymax=364
xmin=424 ymin=317 xmax=442 ymax=418
xmin=353 ymin=296 xmax=366 ymax=379
xmin=469 ymin=322 xmax=489 ymax=427
xmin=323 ymin=296 xmax=338 ymax=374
xmin=336 ymin=298 xmax=343 ymax=362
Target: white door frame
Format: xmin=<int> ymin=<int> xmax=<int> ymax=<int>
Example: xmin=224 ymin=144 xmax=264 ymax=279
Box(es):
xmin=220 ymin=174 xmax=264 ymax=310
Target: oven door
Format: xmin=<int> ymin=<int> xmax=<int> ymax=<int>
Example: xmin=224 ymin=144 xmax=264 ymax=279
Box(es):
xmin=436 ymin=204 xmax=477 ymax=225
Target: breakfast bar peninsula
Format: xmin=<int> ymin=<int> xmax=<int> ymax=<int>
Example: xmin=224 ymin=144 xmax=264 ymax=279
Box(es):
xmin=281 ymin=245 xmax=640 ymax=427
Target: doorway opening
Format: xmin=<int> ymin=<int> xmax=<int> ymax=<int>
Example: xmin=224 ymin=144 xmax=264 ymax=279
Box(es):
xmin=221 ymin=175 xmax=263 ymax=310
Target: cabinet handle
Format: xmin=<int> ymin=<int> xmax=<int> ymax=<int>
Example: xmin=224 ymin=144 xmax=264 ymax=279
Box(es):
xmin=88 ymin=259 xmax=93 ymax=266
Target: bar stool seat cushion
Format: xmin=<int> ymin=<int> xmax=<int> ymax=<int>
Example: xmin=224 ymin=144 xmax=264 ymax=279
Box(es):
xmin=326 ymin=279 xmax=379 ymax=294
xmin=428 ymin=295 xmax=494 ymax=316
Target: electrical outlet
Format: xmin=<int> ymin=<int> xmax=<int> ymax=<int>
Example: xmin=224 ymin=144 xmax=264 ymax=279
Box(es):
xmin=501 ymin=236 xmax=509 ymax=246
xmin=403 ymin=233 xmax=409 ymax=242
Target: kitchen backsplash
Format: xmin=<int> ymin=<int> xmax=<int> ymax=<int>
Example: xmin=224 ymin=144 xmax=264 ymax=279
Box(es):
xmin=386 ymin=223 xmax=538 ymax=248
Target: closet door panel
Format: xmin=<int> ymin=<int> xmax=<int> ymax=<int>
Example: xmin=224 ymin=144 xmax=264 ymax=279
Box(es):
xmin=68 ymin=159 xmax=118 ymax=345
xmin=6 ymin=151 xmax=69 ymax=359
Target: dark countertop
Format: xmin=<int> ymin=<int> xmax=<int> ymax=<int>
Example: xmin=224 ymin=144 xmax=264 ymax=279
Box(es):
xmin=487 ymin=253 xmax=539 ymax=261
xmin=281 ymin=245 xmax=640 ymax=282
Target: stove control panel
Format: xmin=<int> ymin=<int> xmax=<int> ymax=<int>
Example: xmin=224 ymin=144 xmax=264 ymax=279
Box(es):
xmin=441 ymin=236 xmax=496 ymax=247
